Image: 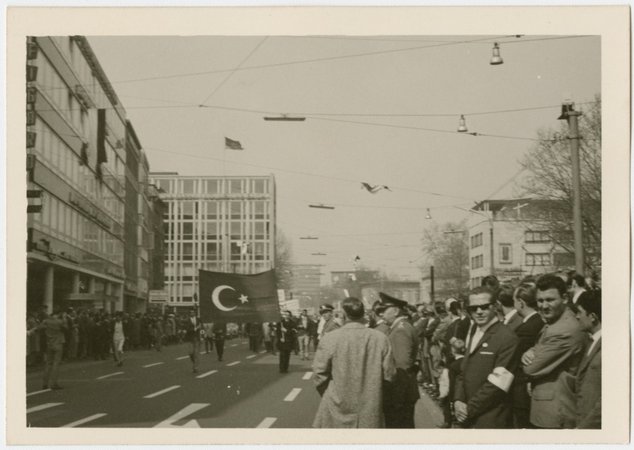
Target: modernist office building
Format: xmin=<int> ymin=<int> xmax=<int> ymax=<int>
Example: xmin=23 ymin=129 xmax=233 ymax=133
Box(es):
xmin=26 ymin=36 xmax=162 ymax=314
xmin=148 ymin=173 xmax=276 ymax=309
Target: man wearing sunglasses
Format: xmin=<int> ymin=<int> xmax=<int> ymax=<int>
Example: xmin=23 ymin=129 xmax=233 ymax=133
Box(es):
xmin=454 ymin=286 xmax=519 ymax=428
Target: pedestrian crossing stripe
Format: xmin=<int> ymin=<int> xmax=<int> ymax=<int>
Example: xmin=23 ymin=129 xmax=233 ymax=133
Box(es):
xmin=226 ymin=361 xmax=240 ymax=366
xmin=27 ymin=403 xmax=63 ymax=414
xmin=302 ymin=371 xmax=313 ymax=380
xmin=256 ymin=417 xmax=277 ymax=428
xmin=143 ymin=362 xmax=164 ymax=368
xmin=26 ymin=389 xmax=51 ymax=397
xmin=97 ymin=371 xmax=124 ymax=380
xmin=196 ymin=370 xmax=218 ymax=379
xmin=284 ymin=388 xmax=301 ymax=402
xmin=176 ymin=356 xmax=189 ymax=360
xmin=246 ymin=355 xmax=256 ymax=359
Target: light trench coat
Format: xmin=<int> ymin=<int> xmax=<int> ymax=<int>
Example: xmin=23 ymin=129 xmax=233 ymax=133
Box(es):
xmin=312 ymin=321 xmax=396 ymax=428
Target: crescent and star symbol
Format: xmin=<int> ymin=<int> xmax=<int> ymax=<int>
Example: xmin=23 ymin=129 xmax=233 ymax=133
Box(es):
xmin=211 ymin=285 xmax=249 ymax=311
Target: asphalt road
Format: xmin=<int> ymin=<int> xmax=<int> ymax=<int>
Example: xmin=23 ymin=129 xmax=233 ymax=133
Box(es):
xmin=26 ymin=340 xmax=441 ymax=428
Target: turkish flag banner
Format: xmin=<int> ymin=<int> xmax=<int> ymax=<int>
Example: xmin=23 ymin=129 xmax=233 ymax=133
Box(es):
xmin=198 ymin=269 xmax=280 ymax=323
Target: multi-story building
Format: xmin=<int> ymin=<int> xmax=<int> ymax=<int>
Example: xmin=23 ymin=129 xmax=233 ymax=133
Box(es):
xmin=26 ymin=36 xmax=127 ymax=313
xmin=289 ymin=264 xmax=322 ymax=310
xmin=468 ymin=198 xmax=575 ymax=287
xmin=148 ymin=173 xmax=276 ymax=310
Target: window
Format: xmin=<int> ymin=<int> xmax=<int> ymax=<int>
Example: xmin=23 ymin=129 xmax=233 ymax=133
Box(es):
xmin=230 ymin=201 xmax=242 ymax=219
xmin=205 ymin=179 xmax=218 ymax=194
xmin=229 ymin=179 xmax=243 ymax=194
xmin=205 ymin=222 xmax=218 ymax=240
xmin=182 ymin=243 xmax=194 ymax=261
xmin=253 ymin=242 xmax=265 ymax=260
xmin=205 ymin=243 xmax=218 ymax=260
xmin=182 ymin=179 xmax=194 ymax=194
xmin=553 ymin=253 xmax=575 ymax=267
xmin=470 ymin=232 xmax=483 ymax=249
xmin=230 ymin=242 xmax=242 ymax=260
xmin=182 ymin=222 xmax=193 ymax=240
xmin=230 ymin=221 xmax=241 ymax=239
xmin=525 ymin=253 xmax=550 ymax=266
xmin=525 ymin=230 xmax=550 ymax=243
xmin=205 ymin=201 xmax=218 ymax=219
xmin=252 ymin=179 xmax=265 ymax=193
xmin=181 ymin=201 xmax=195 ymax=219
xmin=499 ymin=244 xmax=512 ymax=264
xmin=253 ymin=201 xmax=265 ymax=219
xmin=471 ymin=254 xmax=483 ymax=269
xmin=254 ymin=222 xmax=265 ymax=239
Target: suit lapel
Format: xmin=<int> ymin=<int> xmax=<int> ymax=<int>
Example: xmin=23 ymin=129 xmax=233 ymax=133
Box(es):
xmin=470 ymin=321 xmax=499 ymax=355
xmin=578 ymin=337 xmax=601 ymax=375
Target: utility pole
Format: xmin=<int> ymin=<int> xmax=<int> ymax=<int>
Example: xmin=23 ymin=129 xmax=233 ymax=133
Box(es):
xmin=430 ymin=265 xmax=435 ymax=303
xmin=558 ymin=102 xmax=585 ymax=274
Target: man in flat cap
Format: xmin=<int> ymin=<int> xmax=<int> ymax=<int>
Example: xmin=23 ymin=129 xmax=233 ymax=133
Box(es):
xmin=380 ymin=292 xmax=420 ymax=428
xmin=316 ymin=304 xmax=340 ymax=348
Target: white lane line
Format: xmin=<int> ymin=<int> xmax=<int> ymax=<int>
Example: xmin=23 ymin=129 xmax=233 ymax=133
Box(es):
xmin=27 ymin=402 xmax=63 ymax=414
xmin=199 ymin=351 xmax=207 ymax=354
xmin=226 ymin=361 xmax=240 ymax=367
xmin=61 ymin=413 xmax=107 ymax=428
xmin=27 ymin=389 xmax=51 ymax=397
xmin=256 ymin=417 xmax=277 ymax=428
xmin=143 ymin=362 xmax=164 ymax=368
xmin=231 ymin=344 xmax=238 ymax=347
xmin=97 ymin=371 xmax=124 ymax=380
xmin=246 ymin=355 xmax=256 ymax=359
xmin=259 ymin=350 xmax=267 ymax=354
xmin=154 ymin=403 xmax=209 ymax=428
xmin=302 ymin=371 xmax=313 ymax=380
xmin=144 ymin=385 xmax=180 ymax=399
xmin=196 ymin=369 xmax=218 ymax=379
xmin=176 ymin=355 xmax=189 ymax=360
xmin=284 ymin=388 xmax=302 ymax=402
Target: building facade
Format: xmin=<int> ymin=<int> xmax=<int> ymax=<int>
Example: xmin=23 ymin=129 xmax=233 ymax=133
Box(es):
xmin=289 ymin=264 xmax=322 ymax=310
xmin=26 ymin=36 xmax=162 ymax=315
xmin=468 ymin=198 xmax=575 ymax=287
xmin=26 ymin=36 xmax=127 ymax=314
xmin=148 ymin=173 xmax=276 ymax=310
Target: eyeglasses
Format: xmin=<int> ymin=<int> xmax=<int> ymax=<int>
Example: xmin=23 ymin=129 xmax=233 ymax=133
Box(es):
xmin=466 ymin=303 xmax=493 ymax=313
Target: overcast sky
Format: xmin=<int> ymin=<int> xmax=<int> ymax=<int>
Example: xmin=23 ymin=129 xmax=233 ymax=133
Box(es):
xmin=87 ymin=35 xmax=600 ymax=280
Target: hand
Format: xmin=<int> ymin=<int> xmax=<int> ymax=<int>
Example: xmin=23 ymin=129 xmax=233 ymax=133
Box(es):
xmin=521 ymin=349 xmax=535 ymax=366
xmin=454 ymin=401 xmax=468 ymax=423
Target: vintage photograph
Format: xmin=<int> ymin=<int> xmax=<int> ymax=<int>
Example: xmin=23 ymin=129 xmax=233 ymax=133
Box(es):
xmin=6 ymin=5 xmax=629 ymax=446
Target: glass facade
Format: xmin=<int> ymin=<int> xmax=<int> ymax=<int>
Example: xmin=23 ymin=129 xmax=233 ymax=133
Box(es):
xmin=150 ymin=175 xmax=275 ymax=306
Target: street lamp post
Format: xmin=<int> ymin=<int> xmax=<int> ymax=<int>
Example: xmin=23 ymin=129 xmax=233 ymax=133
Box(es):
xmin=558 ymin=101 xmax=585 ymax=274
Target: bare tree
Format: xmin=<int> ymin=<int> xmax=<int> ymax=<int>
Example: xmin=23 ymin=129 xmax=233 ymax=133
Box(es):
xmin=519 ymin=95 xmax=601 ymax=270
xmin=420 ymin=220 xmax=469 ymax=296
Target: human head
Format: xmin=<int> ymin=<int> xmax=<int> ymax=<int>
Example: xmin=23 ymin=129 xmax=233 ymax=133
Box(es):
xmin=189 ymin=308 xmax=196 ymax=316
xmin=481 ymin=275 xmax=500 ymax=292
xmin=467 ymin=286 xmax=498 ymax=328
xmin=301 ymin=309 xmax=308 ymax=317
xmin=497 ymin=284 xmax=516 ymax=309
xmin=372 ymin=300 xmax=387 ymax=319
xmin=319 ymin=304 xmax=334 ymax=319
xmin=379 ymin=292 xmax=407 ymax=325
xmin=536 ymin=274 xmax=568 ymax=324
xmin=513 ymin=283 xmax=538 ymax=317
xmin=571 ymin=273 xmax=586 ymax=290
xmin=342 ymin=297 xmax=365 ymax=321
xmin=281 ymin=310 xmax=291 ymax=320
xmin=575 ymin=290 xmax=601 ymax=332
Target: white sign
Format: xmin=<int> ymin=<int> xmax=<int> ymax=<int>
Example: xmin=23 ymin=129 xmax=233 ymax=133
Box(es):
xmin=149 ymin=290 xmax=169 ymax=303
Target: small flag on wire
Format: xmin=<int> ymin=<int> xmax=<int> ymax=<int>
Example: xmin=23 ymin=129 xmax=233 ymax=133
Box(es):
xmin=225 ymin=137 xmax=244 ymax=150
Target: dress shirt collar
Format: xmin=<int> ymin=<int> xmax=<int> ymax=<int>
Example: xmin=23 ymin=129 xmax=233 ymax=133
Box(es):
xmin=503 ymin=309 xmax=518 ymax=325
xmin=522 ymin=310 xmax=538 ymax=323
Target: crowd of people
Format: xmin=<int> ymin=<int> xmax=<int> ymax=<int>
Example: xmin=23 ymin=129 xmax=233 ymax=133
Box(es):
xmin=310 ymin=272 xmax=602 ymax=429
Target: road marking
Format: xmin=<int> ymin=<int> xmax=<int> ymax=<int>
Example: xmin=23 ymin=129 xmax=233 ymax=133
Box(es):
xmin=27 ymin=389 xmax=51 ymax=397
xmin=27 ymin=402 xmax=63 ymax=414
xmin=143 ymin=362 xmax=164 ymax=368
xmin=259 ymin=350 xmax=267 ymax=354
xmin=200 ymin=351 xmax=207 ymax=354
xmin=302 ymin=371 xmax=313 ymax=380
xmin=256 ymin=417 xmax=277 ymax=428
xmin=176 ymin=355 xmax=189 ymax=360
xmin=144 ymin=385 xmax=180 ymax=399
xmin=226 ymin=361 xmax=240 ymax=367
xmin=231 ymin=344 xmax=238 ymax=347
xmin=97 ymin=371 xmax=124 ymax=380
xmin=61 ymin=413 xmax=107 ymax=428
xmin=154 ymin=403 xmax=209 ymax=428
xmin=196 ymin=370 xmax=218 ymax=379
xmin=284 ymin=388 xmax=302 ymax=402
xmin=246 ymin=355 xmax=256 ymax=359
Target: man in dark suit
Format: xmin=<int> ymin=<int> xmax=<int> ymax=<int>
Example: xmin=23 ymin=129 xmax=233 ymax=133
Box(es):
xmin=511 ymin=283 xmax=545 ymax=428
xmin=184 ymin=308 xmax=203 ymax=373
xmin=498 ymin=284 xmax=522 ymax=333
xmin=454 ymin=286 xmax=519 ymax=428
xmin=574 ymin=291 xmax=601 ymax=428
xmin=380 ymin=292 xmax=420 ymax=428
xmin=522 ymin=274 xmax=588 ymax=428
xmin=277 ymin=310 xmax=297 ymax=373
xmin=213 ymin=322 xmax=226 ymax=361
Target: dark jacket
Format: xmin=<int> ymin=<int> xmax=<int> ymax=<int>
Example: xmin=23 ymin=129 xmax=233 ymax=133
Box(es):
xmin=511 ymin=312 xmax=545 ymax=414
xmin=575 ymin=337 xmax=601 ymax=428
xmin=455 ymin=320 xmax=520 ymax=428
xmin=277 ymin=319 xmax=297 ymax=351
xmin=184 ymin=316 xmax=203 ymax=341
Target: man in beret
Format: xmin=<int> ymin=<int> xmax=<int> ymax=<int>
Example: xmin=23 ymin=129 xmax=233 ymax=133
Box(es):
xmin=380 ymin=292 xmax=420 ymax=428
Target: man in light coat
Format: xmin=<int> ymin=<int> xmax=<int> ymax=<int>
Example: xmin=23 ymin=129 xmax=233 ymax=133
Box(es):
xmin=312 ymin=297 xmax=396 ymax=428
xmin=522 ymin=274 xmax=588 ymax=428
